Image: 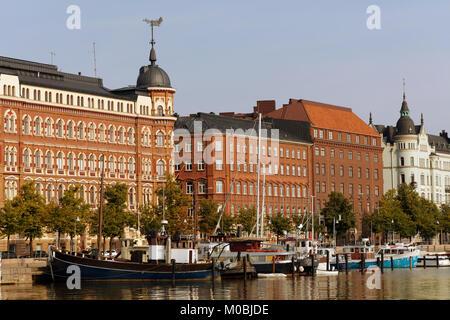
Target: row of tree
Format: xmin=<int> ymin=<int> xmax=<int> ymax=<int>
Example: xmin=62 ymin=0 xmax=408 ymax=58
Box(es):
xmin=1 ymin=178 xmax=449 ymax=256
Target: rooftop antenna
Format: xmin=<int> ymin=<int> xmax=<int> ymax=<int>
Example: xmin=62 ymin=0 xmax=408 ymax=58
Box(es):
xmin=143 ymin=17 xmax=163 ymax=65
xmin=50 ymin=51 xmax=56 ymax=65
xmin=92 ymin=42 xmax=97 ymax=77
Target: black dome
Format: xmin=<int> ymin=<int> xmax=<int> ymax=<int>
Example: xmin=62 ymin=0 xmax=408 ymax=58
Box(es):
xmin=136 ymin=64 xmax=171 ymax=88
xmin=396 ymin=116 xmax=415 ymax=135
xmin=136 ymin=46 xmax=171 ymax=88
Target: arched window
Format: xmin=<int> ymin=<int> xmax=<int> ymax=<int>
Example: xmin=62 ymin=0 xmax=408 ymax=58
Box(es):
xmin=129 ymin=188 xmax=135 ymax=205
xmin=68 ymin=121 xmax=74 ymax=138
xmin=68 ymin=153 xmax=74 ymax=170
xmin=156 ymin=160 xmax=165 ymax=176
xmin=45 ymin=151 xmax=53 ymax=169
xmin=78 ymin=154 xmax=85 ymax=171
xmin=56 ymin=119 xmax=64 ymax=137
xmin=89 ymin=154 xmax=95 ymax=171
xmin=128 ymin=157 xmax=135 ymax=174
xmin=23 ymin=115 xmax=31 ymax=134
xmin=157 ymin=105 xmax=164 ymax=116
xmin=57 ymin=184 xmax=64 ymax=202
xmin=118 ymin=127 xmax=124 ymax=143
xmin=23 ymin=149 xmax=30 ymax=168
xmin=78 ymin=122 xmax=85 ymax=139
xmin=109 ymin=156 xmax=115 ymax=172
xmin=88 ymin=123 xmax=95 ymax=140
xmin=57 ymin=152 xmax=64 ymax=170
xmin=109 ymin=126 xmax=115 ymax=142
xmin=119 ymin=157 xmax=124 ymax=173
xmin=89 ymin=186 xmax=95 ymax=204
xmin=45 ymin=118 xmax=53 ymax=136
xmin=34 ymin=150 xmax=41 ymax=168
xmin=99 ymin=124 xmax=105 ymax=141
xmin=156 ymin=131 xmax=164 ymax=147
xmin=46 ymin=184 xmax=54 ymax=202
xmin=128 ymin=128 xmax=134 ymax=144
xmin=34 ymin=117 xmax=41 ymax=135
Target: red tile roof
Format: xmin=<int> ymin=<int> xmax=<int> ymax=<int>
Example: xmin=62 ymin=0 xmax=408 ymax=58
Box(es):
xmin=265 ymin=99 xmax=379 ymax=137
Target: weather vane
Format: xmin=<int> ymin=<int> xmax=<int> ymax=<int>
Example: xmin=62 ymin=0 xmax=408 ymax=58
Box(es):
xmin=143 ymin=17 xmax=163 ymax=46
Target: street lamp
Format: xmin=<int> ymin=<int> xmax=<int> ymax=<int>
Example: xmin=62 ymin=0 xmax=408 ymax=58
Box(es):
xmin=74 ymin=216 xmax=80 ymax=252
xmin=436 ymin=220 xmax=440 ymax=245
xmin=391 ymin=219 xmax=394 ymax=244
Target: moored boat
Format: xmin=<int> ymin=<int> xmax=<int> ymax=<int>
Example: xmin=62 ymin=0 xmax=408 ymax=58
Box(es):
xmin=48 ymin=235 xmax=214 ymax=281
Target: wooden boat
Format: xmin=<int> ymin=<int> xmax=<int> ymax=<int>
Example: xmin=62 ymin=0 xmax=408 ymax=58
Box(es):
xmin=48 ymin=236 xmax=214 ymax=281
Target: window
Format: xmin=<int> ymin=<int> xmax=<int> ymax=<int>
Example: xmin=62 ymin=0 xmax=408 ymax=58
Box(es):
xmin=340 ymin=165 xmax=344 ymax=177
xmin=198 ymin=181 xmax=206 ymax=194
xmin=186 ymin=182 xmax=193 ymax=194
xmin=339 ymin=150 xmax=343 ymax=159
xmin=216 ymin=181 xmax=224 ymax=193
xmin=349 ymin=166 xmax=353 ymax=178
xmin=185 ymin=161 xmax=192 ymax=171
xmin=197 ymin=160 xmax=205 ymax=170
xmin=374 ymin=169 xmax=379 ymax=180
xmin=185 ymin=142 xmax=192 ymax=152
xmin=215 ymin=140 xmax=223 ymax=152
xmin=358 ymin=167 xmax=362 ymax=179
xmin=331 ymin=165 xmax=335 ymax=176
xmin=329 ymin=131 xmax=333 ymax=140
xmin=156 ymin=132 xmax=165 ymax=147
xmin=349 ymin=184 xmax=353 ymax=195
xmin=57 ymin=152 xmax=64 ymax=170
xmin=197 ymin=141 xmax=204 ymax=152
xmin=68 ymin=153 xmax=74 ymax=170
xmin=366 ymin=168 xmax=370 ymax=179
xmin=348 ymin=152 xmax=353 ymax=160
xmin=400 ymin=157 xmax=405 ymax=166
xmin=330 ymin=149 xmax=335 ymax=158
xmin=78 ymin=122 xmax=85 ymax=139
xmin=321 ymin=148 xmax=325 ymax=156
xmin=303 ymin=150 xmax=306 ymax=160
xmin=156 ymin=160 xmax=165 ymax=176
xmin=78 ymin=154 xmax=85 ymax=171
xmin=216 ymin=159 xmax=223 ymax=170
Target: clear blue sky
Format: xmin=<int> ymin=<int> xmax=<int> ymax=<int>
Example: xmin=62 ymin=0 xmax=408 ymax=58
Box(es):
xmin=2 ymin=0 xmax=449 ymax=135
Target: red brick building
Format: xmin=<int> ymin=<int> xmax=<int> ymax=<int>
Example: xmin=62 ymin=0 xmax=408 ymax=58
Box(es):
xmin=0 ymin=40 xmax=176 ymax=254
xmin=218 ymin=99 xmax=383 ymax=240
xmin=174 ymin=112 xmax=313 ymax=228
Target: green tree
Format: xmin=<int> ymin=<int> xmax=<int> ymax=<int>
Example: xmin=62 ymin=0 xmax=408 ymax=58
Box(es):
xmin=438 ymin=204 xmax=450 ymax=234
xmin=11 ymin=182 xmax=47 ymax=256
xmin=236 ymin=206 xmax=257 ymax=236
xmin=269 ymin=212 xmax=292 ymax=240
xmin=0 ymin=200 xmax=23 ymax=257
xmin=153 ymin=174 xmax=192 ymax=235
xmin=321 ymin=192 xmax=355 ymax=241
xmin=198 ymin=199 xmax=234 ymax=235
xmin=103 ymin=183 xmax=136 ymax=252
xmin=139 ymin=203 xmax=162 ymax=238
xmin=46 ymin=186 xmax=91 ymax=249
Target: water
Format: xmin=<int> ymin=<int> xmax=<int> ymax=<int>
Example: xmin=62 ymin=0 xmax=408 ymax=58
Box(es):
xmin=1 ymin=268 xmax=448 ymax=300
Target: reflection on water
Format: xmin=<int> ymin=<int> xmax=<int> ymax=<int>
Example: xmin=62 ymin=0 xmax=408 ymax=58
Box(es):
xmin=1 ymin=268 xmax=449 ymax=300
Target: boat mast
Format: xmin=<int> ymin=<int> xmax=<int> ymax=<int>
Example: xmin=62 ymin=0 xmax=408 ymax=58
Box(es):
xmin=256 ymin=113 xmax=261 ymax=237
xmin=311 ymin=195 xmax=315 ymax=242
xmin=97 ymin=156 xmax=105 ymax=259
xmin=260 ymin=165 xmax=266 ymax=237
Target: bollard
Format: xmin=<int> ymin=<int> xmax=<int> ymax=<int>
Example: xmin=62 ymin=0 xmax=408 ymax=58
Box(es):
xmin=171 ymin=259 xmax=176 ymax=284
xmin=272 ymin=256 xmax=276 ymax=273
xmin=211 ymin=258 xmax=215 ymax=282
xmin=423 ymin=255 xmax=426 ymax=268
xmin=344 ymin=254 xmax=349 ymax=274
xmin=326 ymin=250 xmax=330 ymax=272
xmin=380 ymin=251 xmax=384 ymax=273
xmin=311 ymin=254 xmax=316 ymax=276
xmin=291 ymin=256 xmax=295 ymax=278
xmin=390 ymin=256 xmax=394 ymax=270
xmin=409 ymin=256 xmax=412 ymax=270
xmin=335 ymin=254 xmax=339 ymax=272
xmin=360 ymin=253 xmax=365 ymax=274
xmin=243 ymin=256 xmax=247 ymax=281
xmin=436 ymin=255 xmax=439 ymax=268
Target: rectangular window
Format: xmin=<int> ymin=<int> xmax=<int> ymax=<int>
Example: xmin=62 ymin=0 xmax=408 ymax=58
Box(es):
xmin=216 ymin=181 xmax=224 ymax=193
xmin=348 ymin=152 xmax=353 ymax=160
xmin=197 ymin=141 xmax=204 ymax=152
xmin=329 ymin=131 xmax=333 ymax=140
xmin=216 ymin=160 xmax=223 ymax=170
xmin=185 ymin=142 xmax=192 ymax=152
xmin=197 ymin=160 xmax=205 ymax=170
xmin=186 ymin=161 xmax=192 ymax=171
xmin=215 ymin=140 xmax=223 ymax=151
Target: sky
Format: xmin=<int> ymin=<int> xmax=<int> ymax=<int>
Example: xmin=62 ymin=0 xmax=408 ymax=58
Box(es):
xmin=1 ymin=0 xmax=449 ymax=135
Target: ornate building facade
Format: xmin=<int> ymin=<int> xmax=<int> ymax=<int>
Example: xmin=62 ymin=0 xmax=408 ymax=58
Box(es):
xmin=0 ymin=39 xmax=176 ymax=254
xmin=372 ymin=93 xmax=450 ymax=206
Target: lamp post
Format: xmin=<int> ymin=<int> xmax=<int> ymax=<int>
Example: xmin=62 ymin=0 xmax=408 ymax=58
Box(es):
xmin=436 ymin=220 xmax=440 ymax=245
xmin=391 ymin=219 xmax=394 ymax=244
xmin=74 ymin=216 xmax=80 ymax=252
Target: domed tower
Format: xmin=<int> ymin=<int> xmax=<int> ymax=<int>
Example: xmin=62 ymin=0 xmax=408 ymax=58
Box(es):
xmin=394 ymin=82 xmax=419 ymax=187
xmin=138 ymin=17 xmax=175 ymax=117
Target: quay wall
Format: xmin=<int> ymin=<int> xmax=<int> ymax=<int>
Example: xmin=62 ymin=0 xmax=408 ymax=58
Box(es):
xmin=0 ymin=258 xmax=48 ymax=285
xmin=335 ymin=244 xmax=450 ymax=254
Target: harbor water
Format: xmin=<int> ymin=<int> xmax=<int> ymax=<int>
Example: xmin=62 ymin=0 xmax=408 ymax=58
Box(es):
xmin=0 ymin=268 xmax=448 ymax=300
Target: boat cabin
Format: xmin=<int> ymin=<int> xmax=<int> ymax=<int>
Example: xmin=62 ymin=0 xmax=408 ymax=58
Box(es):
xmin=342 ymin=239 xmax=375 ymax=260
xmin=228 ymin=238 xmax=264 ymax=252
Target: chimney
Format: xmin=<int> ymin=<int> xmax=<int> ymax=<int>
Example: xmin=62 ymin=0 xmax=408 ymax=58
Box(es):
xmin=254 ymin=100 xmax=276 ymax=115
